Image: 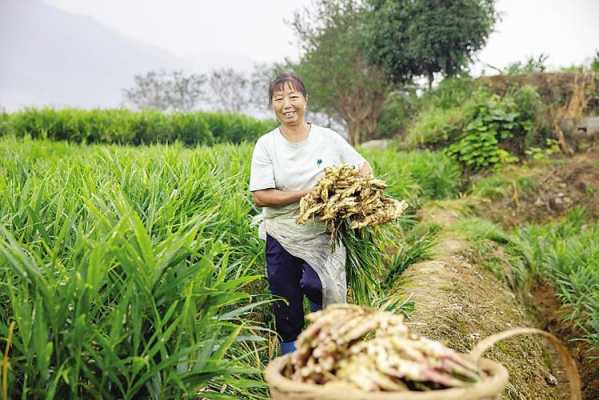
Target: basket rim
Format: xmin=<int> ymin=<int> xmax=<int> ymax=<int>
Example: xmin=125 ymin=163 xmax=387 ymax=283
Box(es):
xmin=264 ymin=354 xmax=509 ymax=400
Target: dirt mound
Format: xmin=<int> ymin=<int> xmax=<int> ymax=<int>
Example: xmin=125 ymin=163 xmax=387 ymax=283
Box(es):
xmin=473 ymin=149 xmax=599 ymax=228
xmin=479 ymin=72 xmax=599 ymax=114
xmin=396 ymin=202 xmax=573 ymax=400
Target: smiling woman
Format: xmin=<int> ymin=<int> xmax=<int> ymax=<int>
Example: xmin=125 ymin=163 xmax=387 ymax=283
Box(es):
xmin=249 ymin=73 xmax=372 ymax=356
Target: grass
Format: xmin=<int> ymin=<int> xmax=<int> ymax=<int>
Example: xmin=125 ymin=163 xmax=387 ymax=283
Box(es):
xmin=0 ymin=135 xmax=452 ymax=399
xmin=456 ymin=208 xmax=599 ymax=350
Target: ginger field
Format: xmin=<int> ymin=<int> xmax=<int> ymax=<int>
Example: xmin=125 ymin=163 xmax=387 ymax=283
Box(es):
xmin=0 ymin=136 xmax=459 ymax=399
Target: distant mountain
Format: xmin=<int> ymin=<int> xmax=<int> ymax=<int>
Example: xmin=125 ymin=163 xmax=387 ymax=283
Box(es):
xmin=0 ymin=0 xmax=185 ymax=110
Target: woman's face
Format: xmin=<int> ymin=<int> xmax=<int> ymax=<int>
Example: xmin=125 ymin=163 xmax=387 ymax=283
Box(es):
xmin=271 ymin=82 xmax=307 ymax=127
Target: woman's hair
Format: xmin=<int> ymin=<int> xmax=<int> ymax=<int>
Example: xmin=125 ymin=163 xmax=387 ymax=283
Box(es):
xmin=268 ymin=73 xmax=307 ymax=105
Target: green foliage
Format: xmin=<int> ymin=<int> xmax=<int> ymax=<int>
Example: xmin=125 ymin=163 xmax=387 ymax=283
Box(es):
xmin=592 ymin=50 xmax=599 ymax=72
xmin=0 ymin=136 xmax=454 ymax=398
xmin=470 ymin=172 xmax=539 ymax=200
xmin=0 ymin=109 xmax=8 ymax=137
xmin=504 ymin=53 xmax=549 ymax=75
xmin=4 ymin=108 xmax=276 ymax=146
xmin=458 ymin=210 xmax=599 ymax=350
xmin=512 ymin=209 xmax=599 ymax=348
xmin=405 ymin=79 xmax=490 ymax=147
xmin=446 ymin=95 xmax=524 ymax=170
xmin=0 ymin=137 xmax=274 ymax=399
xmin=375 ymin=90 xmax=418 ymax=138
xmin=524 ymin=139 xmax=560 ymax=160
xmin=202 ymin=112 xmax=277 ymax=144
xmin=384 ymin=222 xmax=440 ymax=288
xmin=361 ymin=148 xmax=462 ymax=201
xmin=405 ymin=79 xmax=547 ymax=171
xmin=364 ymin=0 xmax=497 ymax=86
xmin=420 ymin=76 xmax=478 ymax=110
xmin=406 ymin=104 xmax=471 ymax=146
xmin=508 ymin=84 xmax=552 ymax=149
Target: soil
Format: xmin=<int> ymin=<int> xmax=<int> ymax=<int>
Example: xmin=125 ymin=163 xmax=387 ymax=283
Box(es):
xmin=396 ymin=201 xmax=575 ymax=400
xmin=472 ymin=148 xmax=599 ymax=228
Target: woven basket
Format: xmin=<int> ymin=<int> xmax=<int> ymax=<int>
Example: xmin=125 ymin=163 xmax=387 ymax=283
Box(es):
xmin=264 ymin=328 xmax=581 ymax=400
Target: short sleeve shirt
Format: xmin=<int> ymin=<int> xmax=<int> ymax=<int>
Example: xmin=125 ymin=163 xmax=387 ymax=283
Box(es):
xmin=249 ymin=124 xmax=366 ymax=192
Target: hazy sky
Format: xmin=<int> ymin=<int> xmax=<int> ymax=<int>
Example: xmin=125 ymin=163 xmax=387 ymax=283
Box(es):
xmin=46 ymin=0 xmax=599 ymax=73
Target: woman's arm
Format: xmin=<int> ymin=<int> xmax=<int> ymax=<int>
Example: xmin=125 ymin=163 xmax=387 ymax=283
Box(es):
xmin=253 ymin=162 xmax=371 ymax=207
xmin=252 ymin=188 xmax=310 ymax=207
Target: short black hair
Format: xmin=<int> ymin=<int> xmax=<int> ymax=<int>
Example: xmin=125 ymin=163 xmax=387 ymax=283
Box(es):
xmin=268 ymin=73 xmax=307 ymax=105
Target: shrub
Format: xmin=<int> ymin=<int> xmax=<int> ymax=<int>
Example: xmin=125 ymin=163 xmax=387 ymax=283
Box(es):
xmin=0 ymin=109 xmax=8 ymax=137
xmin=592 ymin=50 xmax=599 ymax=72
xmin=376 ymin=91 xmax=418 ymax=138
xmin=509 ymin=85 xmax=552 ymax=149
xmin=405 ymin=81 xmax=495 ymax=148
xmin=405 ymin=105 xmax=469 ymax=147
xmin=419 ymin=75 xmax=478 ymax=110
xmin=445 ymin=94 xmax=524 ymax=170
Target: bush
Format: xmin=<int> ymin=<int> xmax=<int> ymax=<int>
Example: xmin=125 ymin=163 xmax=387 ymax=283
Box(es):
xmin=0 ymin=109 xmax=8 ymax=137
xmin=5 ymin=108 xmax=275 ymax=146
xmin=445 ymin=94 xmax=526 ymax=170
xmin=404 ymin=78 xmax=549 ymax=171
xmin=375 ymin=91 xmax=418 ymax=139
xmin=592 ymin=50 xmax=599 ymax=72
xmin=419 ymin=76 xmax=478 ymax=110
xmin=406 ymin=105 xmax=469 ymax=147
xmin=509 ymin=85 xmax=552 ymax=149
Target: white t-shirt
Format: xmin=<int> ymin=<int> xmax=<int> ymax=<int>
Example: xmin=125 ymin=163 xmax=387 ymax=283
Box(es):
xmin=249 ymin=124 xmax=366 ymax=193
xmin=249 ymin=124 xmax=364 ymax=305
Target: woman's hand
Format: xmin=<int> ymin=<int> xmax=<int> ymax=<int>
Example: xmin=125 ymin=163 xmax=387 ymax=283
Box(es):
xmin=359 ymin=161 xmax=373 ymax=177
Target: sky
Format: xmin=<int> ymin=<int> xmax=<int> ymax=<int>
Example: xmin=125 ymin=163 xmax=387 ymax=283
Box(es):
xmin=44 ymin=0 xmax=314 ymax=72
xmin=45 ymin=0 xmax=599 ymax=73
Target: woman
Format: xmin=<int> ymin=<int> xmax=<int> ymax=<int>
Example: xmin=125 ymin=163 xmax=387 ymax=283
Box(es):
xmin=249 ymin=73 xmax=371 ymax=355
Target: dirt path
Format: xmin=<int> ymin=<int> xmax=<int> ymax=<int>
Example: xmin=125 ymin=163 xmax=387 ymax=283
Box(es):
xmin=395 ymin=201 xmax=573 ymax=400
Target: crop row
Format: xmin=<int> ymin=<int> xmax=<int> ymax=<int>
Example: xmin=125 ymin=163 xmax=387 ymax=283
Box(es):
xmin=0 ymin=108 xmax=277 ymax=146
xmin=0 ymin=136 xmax=460 ymax=398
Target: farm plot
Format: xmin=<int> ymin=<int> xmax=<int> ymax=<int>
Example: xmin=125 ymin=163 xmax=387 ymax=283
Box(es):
xmin=0 ymin=136 xmax=459 ymax=399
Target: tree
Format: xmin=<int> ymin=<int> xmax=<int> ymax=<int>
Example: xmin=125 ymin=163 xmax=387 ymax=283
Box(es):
xmin=290 ymin=0 xmax=393 ymax=145
xmin=364 ymin=0 xmax=498 ymax=89
xmin=122 ymin=70 xmax=206 ymax=112
xmin=207 ymin=68 xmax=252 ymax=113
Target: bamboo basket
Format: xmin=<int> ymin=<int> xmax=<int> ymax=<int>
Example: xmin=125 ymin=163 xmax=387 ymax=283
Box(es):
xmin=264 ymin=328 xmax=581 ymax=400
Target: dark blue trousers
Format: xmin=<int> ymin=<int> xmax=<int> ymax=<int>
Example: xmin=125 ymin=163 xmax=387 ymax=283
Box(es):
xmin=266 ymin=234 xmax=323 ymax=343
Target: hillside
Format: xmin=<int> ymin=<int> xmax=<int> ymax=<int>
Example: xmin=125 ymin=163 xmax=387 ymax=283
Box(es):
xmin=0 ymin=0 xmax=183 ymax=109
xmin=398 ymin=148 xmax=599 ymax=399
